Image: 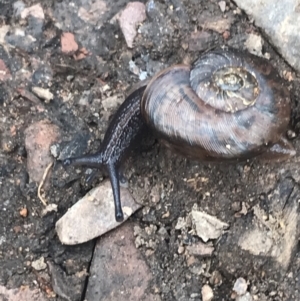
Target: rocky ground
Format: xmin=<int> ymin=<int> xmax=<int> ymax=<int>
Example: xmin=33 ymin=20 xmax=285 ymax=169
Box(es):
xmin=0 ymin=0 xmax=300 ymax=301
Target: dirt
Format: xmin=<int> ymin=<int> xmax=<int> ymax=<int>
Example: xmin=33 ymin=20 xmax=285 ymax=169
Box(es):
xmin=0 ymin=0 xmax=300 ymax=300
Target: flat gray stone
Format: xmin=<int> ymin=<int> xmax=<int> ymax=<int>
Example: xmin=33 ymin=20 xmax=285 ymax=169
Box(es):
xmin=56 ymin=180 xmax=142 ymax=245
xmin=235 ymin=0 xmax=300 ymax=72
xmin=85 ymin=222 xmax=161 ymax=301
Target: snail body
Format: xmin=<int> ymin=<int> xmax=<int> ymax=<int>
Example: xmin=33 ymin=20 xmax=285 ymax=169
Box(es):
xmin=62 ymin=49 xmax=295 ymax=222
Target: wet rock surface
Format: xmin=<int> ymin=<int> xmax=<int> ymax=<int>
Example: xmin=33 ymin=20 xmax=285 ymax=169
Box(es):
xmin=0 ymin=285 xmax=48 ymax=301
xmin=86 ymin=222 xmax=160 ymax=301
xmin=234 ymin=0 xmax=300 ymax=73
xmin=0 ymin=0 xmax=300 ymax=301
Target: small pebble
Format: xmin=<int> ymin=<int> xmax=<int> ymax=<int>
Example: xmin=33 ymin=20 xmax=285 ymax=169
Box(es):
xmin=41 ymin=204 xmax=58 ymax=217
xmin=209 ymin=270 xmax=223 ymax=286
xmin=244 ymin=33 xmax=263 ymax=57
xmin=50 ymin=144 xmax=60 ymax=158
xmin=129 ymin=60 xmax=140 ymax=75
xmin=19 ymin=208 xmax=28 ymax=217
xmin=32 ymin=87 xmax=53 ymax=103
xmin=181 ymin=42 xmax=188 ymax=50
xmin=283 ymin=70 xmax=294 ymax=81
xmin=31 ymin=257 xmax=47 ymax=271
xmin=231 ymin=201 xmax=242 ymax=212
xmin=236 ymin=292 xmax=253 ymax=301
xmin=178 ymin=245 xmax=185 ymax=254
xmin=223 ymin=30 xmax=230 ymax=40
xmin=139 ymin=71 xmax=148 ymax=81
xmin=61 ymin=32 xmax=78 ymax=54
xmin=287 ymin=130 xmax=296 ymax=139
xmin=233 ymin=7 xmax=241 ymax=14
xmin=218 ymin=1 xmax=226 ymax=12
xmin=202 ymin=284 xmax=214 ymax=301
xmin=233 ymin=277 xmax=248 ymax=296
xmin=162 ymin=210 xmax=170 ymax=218
xmin=67 ymin=75 xmax=74 ymax=81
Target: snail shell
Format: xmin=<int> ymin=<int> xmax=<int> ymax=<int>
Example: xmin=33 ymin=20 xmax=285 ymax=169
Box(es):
xmin=141 ymin=49 xmax=292 ymax=161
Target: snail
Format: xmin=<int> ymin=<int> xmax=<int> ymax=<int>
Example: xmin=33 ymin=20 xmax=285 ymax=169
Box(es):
xmin=62 ymin=49 xmax=295 ymax=222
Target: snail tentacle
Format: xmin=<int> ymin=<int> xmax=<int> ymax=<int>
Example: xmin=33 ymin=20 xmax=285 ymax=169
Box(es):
xmin=107 ymin=162 xmax=123 ymax=221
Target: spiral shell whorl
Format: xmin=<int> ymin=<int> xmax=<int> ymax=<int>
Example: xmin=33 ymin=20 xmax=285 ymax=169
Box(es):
xmin=141 ymin=50 xmax=291 ymax=161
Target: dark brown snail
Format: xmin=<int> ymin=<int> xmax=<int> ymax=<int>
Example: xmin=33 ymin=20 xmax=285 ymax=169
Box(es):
xmin=62 ymin=49 xmax=295 ymax=222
